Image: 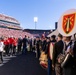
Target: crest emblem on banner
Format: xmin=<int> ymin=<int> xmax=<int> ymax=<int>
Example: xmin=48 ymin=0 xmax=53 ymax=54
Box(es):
xmin=58 ymin=9 xmax=76 ymax=36
xmin=62 ymin=13 xmax=75 ymax=34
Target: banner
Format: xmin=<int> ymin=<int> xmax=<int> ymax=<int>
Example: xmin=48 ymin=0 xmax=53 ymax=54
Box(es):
xmin=58 ymin=9 xmax=76 ymax=36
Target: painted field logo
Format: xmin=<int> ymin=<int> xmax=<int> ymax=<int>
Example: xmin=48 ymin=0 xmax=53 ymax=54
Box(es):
xmin=62 ymin=13 xmax=75 ymax=34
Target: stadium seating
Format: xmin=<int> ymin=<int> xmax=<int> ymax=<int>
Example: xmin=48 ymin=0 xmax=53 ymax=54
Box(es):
xmin=0 ymin=28 xmax=33 ymax=38
xmin=24 ymin=29 xmax=51 ymax=37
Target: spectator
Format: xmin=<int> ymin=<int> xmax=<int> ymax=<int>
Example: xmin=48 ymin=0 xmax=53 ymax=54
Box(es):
xmin=22 ymin=35 xmax=28 ymax=54
xmin=0 ymin=38 xmax=4 ymax=64
xmin=17 ymin=36 xmax=22 ymax=54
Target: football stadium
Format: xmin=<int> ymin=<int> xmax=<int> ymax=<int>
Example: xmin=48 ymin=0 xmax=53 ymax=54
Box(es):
xmin=0 ymin=14 xmax=33 ymax=38
xmin=0 ymin=14 xmax=55 ymax=38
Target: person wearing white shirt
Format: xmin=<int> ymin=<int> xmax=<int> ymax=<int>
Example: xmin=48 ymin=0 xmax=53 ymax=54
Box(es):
xmin=0 ymin=38 xmax=4 ymax=64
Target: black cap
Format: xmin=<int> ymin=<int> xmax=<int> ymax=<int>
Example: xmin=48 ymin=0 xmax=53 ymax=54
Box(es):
xmin=51 ymin=35 xmax=56 ymax=39
xmin=46 ymin=37 xmax=50 ymax=39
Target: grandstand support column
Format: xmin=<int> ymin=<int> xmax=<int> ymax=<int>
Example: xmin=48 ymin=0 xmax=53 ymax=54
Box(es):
xmin=34 ymin=17 xmax=38 ymax=29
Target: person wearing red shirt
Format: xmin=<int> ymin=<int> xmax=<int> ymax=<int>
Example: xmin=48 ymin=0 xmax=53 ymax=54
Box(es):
xmin=8 ymin=36 xmax=14 ymax=56
xmin=4 ymin=37 xmax=9 ymax=56
xmin=13 ymin=37 xmax=17 ymax=55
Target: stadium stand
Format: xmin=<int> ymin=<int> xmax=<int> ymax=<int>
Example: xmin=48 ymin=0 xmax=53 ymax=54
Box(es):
xmin=0 ymin=14 xmax=54 ymax=38
xmin=0 ymin=28 xmax=33 ymax=38
xmin=0 ymin=14 xmax=33 ymax=38
xmin=23 ymin=29 xmax=51 ymax=37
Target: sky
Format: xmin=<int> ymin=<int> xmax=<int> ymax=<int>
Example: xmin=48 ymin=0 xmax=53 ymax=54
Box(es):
xmin=0 ymin=0 xmax=76 ymax=30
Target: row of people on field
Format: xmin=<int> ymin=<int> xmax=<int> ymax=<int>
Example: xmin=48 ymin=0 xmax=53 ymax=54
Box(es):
xmin=34 ymin=34 xmax=76 ymax=75
xmin=0 ymin=35 xmax=35 ymax=64
xmin=0 ymin=33 xmax=76 ymax=75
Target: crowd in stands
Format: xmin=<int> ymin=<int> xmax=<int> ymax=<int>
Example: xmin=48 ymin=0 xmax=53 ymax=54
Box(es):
xmin=0 ymin=28 xmax=33 ymax=38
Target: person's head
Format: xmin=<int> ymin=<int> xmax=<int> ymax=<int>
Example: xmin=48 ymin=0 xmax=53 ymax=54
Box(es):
xmin=46 ymin=37 xmax=50 ymax=42
xmin=28 ymin=36 xmax=30 ymax=38
xmin=0 ymin=37 xmax=3 ymax=42
xmin=25 ymin=35 xmax=27 ymax=38
xmin=57 ymin=33 xmax=63 ymax=41
xmin=4 ymin=37 xmax=7 ymax=40
xmin=0 ymin=38 xmax=1 ymax=42
xmin=50 ymin=35 xmax=56 ymax=41
xmin=41 ymin=34 xmax=45 ymax=39
xmin=39 ymin=37 xmax=41 ymax=40
xmin=36 ymin=36 xmax=40 ymax=41
xmin=63 ymin=36 xmax=71 ymax=42
xmin=19 ymin=36 xmax=22 ymax=39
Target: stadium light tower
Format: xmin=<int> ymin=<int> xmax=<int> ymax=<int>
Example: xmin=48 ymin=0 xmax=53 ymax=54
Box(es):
xmin=34 ymin=17 xmax=38 ymax=29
